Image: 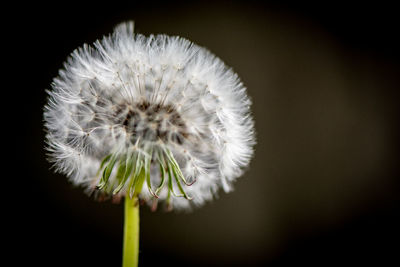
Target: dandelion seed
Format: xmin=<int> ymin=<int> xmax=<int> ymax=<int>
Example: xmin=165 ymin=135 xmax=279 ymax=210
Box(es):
xmin=44 ymin=22 xmax=255 ymax=211
xmin=44 ymin=21 xmax=256 ymax=267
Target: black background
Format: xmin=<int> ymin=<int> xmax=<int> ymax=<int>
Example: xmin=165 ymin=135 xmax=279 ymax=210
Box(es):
xmin=9 ymin=1 xmax=399 ymax=266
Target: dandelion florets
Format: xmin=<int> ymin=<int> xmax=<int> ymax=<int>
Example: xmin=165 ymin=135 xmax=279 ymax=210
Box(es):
xmin=44 ymin=22 xmax=255 ymax=210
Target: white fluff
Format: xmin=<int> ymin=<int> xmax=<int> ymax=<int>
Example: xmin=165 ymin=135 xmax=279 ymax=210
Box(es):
xmin=44 ymin=22 xmax=255 ymax=210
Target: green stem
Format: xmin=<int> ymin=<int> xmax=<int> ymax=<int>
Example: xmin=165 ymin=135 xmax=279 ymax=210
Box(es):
xmin=123 ymin=196 xmax=139 ymax=267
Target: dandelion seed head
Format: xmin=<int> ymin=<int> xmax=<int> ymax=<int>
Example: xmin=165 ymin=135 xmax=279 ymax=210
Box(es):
xmin=44 ymin=22 xmax=255 ymax=210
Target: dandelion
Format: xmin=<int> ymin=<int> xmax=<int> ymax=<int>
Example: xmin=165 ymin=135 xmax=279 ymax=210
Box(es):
xmin=44 ymin=22 xmax=255 ymax=266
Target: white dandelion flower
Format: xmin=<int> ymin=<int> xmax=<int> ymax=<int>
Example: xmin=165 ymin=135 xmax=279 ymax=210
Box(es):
xmin=44 ymin=22 xmax=255 ymax=211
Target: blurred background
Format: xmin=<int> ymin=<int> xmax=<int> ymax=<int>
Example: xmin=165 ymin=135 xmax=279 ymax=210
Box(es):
xmin=13 ymin=0 xmax=399 ymax=266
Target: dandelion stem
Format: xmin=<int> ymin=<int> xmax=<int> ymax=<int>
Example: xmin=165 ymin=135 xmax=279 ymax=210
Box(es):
xmin=123 ymin=196 xmax=139 ymax=267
